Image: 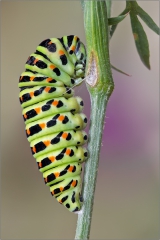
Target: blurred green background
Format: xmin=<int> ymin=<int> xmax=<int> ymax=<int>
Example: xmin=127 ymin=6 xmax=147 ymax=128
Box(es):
xmin=1 ymin=1 xmax=159 ymax=239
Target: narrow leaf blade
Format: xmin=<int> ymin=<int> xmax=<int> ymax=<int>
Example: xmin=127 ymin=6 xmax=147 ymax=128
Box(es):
xmin=108 ymin=13 xmax=129 ymax=26
xmin=110 ymin=9 xmax=129 ymax=38
xmin=130 ymin=12 xmax=150 ymax=69
xmin=137 ymin=6 xmax=160 ymax=35
xmin=111 ymin=64 xmax=131 ymax=77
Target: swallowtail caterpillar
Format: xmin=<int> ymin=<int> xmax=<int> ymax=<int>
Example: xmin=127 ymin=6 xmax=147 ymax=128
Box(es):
xmin=18 ymin=35 xmax=88 ymax=212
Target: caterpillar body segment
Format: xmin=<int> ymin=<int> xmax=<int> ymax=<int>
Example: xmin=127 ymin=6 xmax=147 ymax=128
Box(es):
xmin=22 ymin=96 xmax=84 ymax=124
xmin=36 ymin=146 xmax=88 ymax=173
xmin=30 ymin=130 xmax=88 ymax=158
xmin=36 ymin=37 xmax=75 ymax=76
xmin=19 ymin=84 xmax=74 ymax=108
xmin=19 ymin=35 xmax=87 ymax=212
xmin=19 ymin=71 xmax=64 ymax=87
xmin=26 ymin=112 xmax=87 ymax=142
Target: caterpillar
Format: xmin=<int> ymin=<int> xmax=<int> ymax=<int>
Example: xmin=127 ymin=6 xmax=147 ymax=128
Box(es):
xmin=18 ymin=35 xmax=88 ymax=212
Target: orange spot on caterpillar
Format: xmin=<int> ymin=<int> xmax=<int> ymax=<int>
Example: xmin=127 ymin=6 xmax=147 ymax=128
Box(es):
xmin=35 ymin=107 xmax=41 ymax=114
xmin=48 ymin=41 xmax=52 ymax=45
xmin=59 ymin=50 xmax=65 ymax=55
xmin=46 ymin=77 xmax=53 ymax=82
xmin=32 ymin=146 xmax=36 ymax=153
xmin=49 ymin=156 xmax=55 ymax=162
xmin=20 ymin=76 xmax=23 ymax=81
xmin=58 ymin=115 xmax=65 ymax=121
xmin=60 ymin=187 xmax=64 ymax=192
xmin=33 ymin=58 xmax=39 ymax=64
xmin=50 ymin=64 xmax=55 ymax=70
xmin=45 ymin=87 xmax=51 ymax=92
xmin=30 ymin=92 xmax=34 ymax=97
xmin=45 ymin=177 xmax=47 ymax=183
xmin=68 ymin=166 xmax=74 ymax=172
xmin=52 ymin=190 xmax=54 ymax=195
xmin=20 ymin=96 xmax=23 ymax=102
xmin=62 ymin=133 xmax=68 ymax=139
xmin=39 ymin=123 xmax=45 ymax=129
xmin=44 ymin=140 xmax=50 ymax=147
xmin=26 ymin=129 xmax=30 ymax=135
xmin=71 ymin=46 xmax=75 ymax=51
xmin=52 ymin=100 xmax=58 ymax=106
xmin=66 ymin=149 xmax=71 ymax=155
xmin=24 ymin=114 xmax=27 ymax=119
xmin=30 ymin=76 xmax=34 ymax=81
xmin=71 ymin=180 xmax=77 ymax=187
xmin=55 ymin=172 xmax=60 ymax=178
xmin=38 ymin=162 xmax=42 ymax=167
xmin=133 ymin=33 xmax=138 ymax=40
xmin=58 ymin=199 xmax=62 ymax=204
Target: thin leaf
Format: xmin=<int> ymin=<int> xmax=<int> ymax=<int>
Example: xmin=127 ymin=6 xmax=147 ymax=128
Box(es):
xmin=137 ymin=6 xmax=160 ymax=35
xmin=111 ymin=64 xmax=131 ymax=77
xmin=108 ymin=13 xmax=129 ymax=26
xmin=126 ymin=1 xmax=139 ymax=12
xmin=110 ymin=9 xmax=129 ymax=38
xmin=130 ymin=12 xmax=150 ymax=69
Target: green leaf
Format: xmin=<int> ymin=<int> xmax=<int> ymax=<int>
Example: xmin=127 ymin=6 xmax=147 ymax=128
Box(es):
xmin=110 ymin=9 xmax=129 ymax=38
xmin=126 ymin=1 xmax=139 ymax=12
xmin=137 ymin=6 xmax=160 ymax=35
xmin=111 ymin=64 xmax=131 ymax=77
xmin=108 ymin=13 xmax=129 ymax=26
xmin=130 ymin=12 xmax=150 ymax=69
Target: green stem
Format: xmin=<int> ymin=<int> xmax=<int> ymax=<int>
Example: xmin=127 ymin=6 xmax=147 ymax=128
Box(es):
xmin=75 ymin=94 xmax=111 ymax=240
xmin=105 ymin=0 xmax=112 ymax=18
xmin=75 ymin=1 xmax=114 ymax=239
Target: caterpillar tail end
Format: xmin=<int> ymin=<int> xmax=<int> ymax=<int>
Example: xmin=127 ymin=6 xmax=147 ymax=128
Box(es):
xmin=56 ymin=185 xmax=83 ymax=213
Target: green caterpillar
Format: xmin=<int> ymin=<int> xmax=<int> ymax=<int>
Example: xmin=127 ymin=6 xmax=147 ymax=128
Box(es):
xmin=18 ymin=35 xmax=88 ymax=212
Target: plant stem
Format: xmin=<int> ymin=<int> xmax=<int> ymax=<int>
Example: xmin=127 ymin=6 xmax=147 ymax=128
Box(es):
xmin=105 ymin=0 xmax=112 ymax=18
xmin=75 ymin=1 xmax=114 ymax=239
xmin=75 ymin=93 xmax=111 ymax=240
